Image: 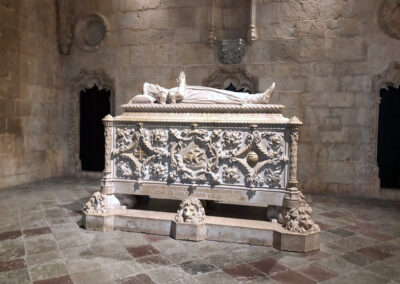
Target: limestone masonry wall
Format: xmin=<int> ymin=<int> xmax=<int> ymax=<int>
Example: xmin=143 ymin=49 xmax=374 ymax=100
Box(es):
xmin=2 ymin=0 xmax=399 ymax=197
xmin=0 ymin=0 xmax=64 ymax=188
xmin=63 ymin=0 xmax=400 ymax=197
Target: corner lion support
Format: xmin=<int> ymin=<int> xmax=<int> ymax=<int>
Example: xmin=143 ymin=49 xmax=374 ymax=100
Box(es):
xmin=82 ymin=75 xmax=319 ymax=252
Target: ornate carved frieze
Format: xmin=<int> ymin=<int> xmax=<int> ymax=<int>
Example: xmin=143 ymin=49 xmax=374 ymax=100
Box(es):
xmin=278 ymin=193 xmax=320 ymax=234
xmin=112 ymin=124 xmax=288 ymax=189
xmin=175 ymin=198 xmax=206 ymax=224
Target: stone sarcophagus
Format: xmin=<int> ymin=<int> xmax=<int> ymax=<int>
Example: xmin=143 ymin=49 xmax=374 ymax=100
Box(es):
xmin=83 ymin=75 xmax=319 ymax=252
xmin=102 ymin=104 xmax=300 ymax=208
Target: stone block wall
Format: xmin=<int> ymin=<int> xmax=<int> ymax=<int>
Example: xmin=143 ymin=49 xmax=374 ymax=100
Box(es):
xmin=63 ymin=0 xmax=399 ymax=197
xmin=0 ymin=0 xmax=64 ymax=188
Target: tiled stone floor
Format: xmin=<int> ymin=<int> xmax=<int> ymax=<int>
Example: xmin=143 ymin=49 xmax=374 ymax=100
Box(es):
xmin=0 ymin=177 xmax=399 ymax=284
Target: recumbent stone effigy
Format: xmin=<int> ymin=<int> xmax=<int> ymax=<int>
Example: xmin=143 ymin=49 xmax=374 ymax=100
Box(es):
xmin=83 ymin=72 xmax=320 ymax=252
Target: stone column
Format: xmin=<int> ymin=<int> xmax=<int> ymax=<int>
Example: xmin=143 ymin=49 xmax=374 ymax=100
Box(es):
xmin=101 ymin=114 xmax=114 ymax=194
xmin=283 ymin=116 xmax=302 ymax=208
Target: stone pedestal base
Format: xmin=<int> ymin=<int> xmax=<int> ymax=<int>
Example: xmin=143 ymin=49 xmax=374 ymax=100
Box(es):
xmin=171 ymin=221 xmax=206 ymax=241
xmin=83 ymin=209 xmax=320 ymax=253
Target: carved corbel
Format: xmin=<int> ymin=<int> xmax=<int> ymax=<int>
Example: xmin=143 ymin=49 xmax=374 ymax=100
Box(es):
xmin=56 ymin=0 xmax=73 ymax=55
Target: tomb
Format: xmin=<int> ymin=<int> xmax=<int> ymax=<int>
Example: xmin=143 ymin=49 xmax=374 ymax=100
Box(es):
xmin=83 ymin=74 xmax=320 ymax=252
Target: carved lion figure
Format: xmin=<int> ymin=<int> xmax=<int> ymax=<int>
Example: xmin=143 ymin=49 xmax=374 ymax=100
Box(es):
xmin=278 ymin=193 xmax=320 ymax=234
xmin=175 ymin=198 xmax=206 ymax=224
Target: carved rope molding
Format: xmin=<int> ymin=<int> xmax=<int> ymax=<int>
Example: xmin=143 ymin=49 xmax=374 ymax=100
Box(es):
xmin=368 ymin=61 xmax=400 ymax=182
xmin=68 ymin=69 xmax=115 ymax=173
xmin=379 ymin=0 xmax=400 ymax=40
xmin=122 ymin=104 xmax=282 ymax=113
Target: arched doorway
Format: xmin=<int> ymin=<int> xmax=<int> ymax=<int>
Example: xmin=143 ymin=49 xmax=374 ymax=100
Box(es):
xmin=80 ymin=86 xmax=111 ymax=171
xmin=377 ymin=86 xmax=400 ymax=188
xmin=68 ymin=69 xmax=114 ymax=174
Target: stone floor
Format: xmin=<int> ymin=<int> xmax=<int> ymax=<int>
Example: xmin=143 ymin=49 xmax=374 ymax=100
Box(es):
xmin=0 ymin=177 xmax=399 ymax=284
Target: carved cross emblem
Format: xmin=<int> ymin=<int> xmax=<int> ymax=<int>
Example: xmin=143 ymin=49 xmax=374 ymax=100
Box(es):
xmin=133 ymin=146 xmax=148 ymax=162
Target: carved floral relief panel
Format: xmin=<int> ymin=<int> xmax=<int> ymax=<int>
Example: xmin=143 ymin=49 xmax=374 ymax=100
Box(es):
xmin=112 ymin=124 xmax=288 ymax=189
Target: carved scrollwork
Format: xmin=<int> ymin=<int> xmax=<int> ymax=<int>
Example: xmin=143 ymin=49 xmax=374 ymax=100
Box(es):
xmin=151 ymin=129 xmax=168 ymax=146
xmin=112 ymin=125 xmax=288 ymax=190
xmin=222 ymin=166 xmax=240 ymax=184
xmin=225 ymin=131 xmax=287 ymax=188
xmin=117 ymin=160 xmax=135 ymax=178
xmin=222 ymin=131 xmax=242 ymax=149
xmin=169 ymin=128 xmax=221 ymax=185
xmin=149 ymin=162 xmax=168 ymax=180
xmin=114 ymin=125 xmax=169 ymax=180
xmin=115 ymin=128 xmax=136 ymax=154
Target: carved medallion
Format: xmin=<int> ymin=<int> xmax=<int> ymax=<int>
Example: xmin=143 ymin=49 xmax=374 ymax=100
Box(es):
xmin=75 ymin=13 xmax=110 ymax=52
xmin=379 ymin=0 xmax=400 ymax=40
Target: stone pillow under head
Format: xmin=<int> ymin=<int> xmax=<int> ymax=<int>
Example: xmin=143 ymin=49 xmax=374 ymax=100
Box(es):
xmin=129 ymin=94 xmax=156 ymax=104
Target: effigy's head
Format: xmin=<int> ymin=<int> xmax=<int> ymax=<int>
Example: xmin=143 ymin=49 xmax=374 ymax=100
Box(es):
xmin=175 ymin=198 xmax=205 ymax=224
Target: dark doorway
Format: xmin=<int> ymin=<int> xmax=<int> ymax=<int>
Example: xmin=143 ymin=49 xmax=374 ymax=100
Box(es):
xmin=80 ymin=86 xmax=111 ymax=171
xmin=377 ymin=86 xmax=400 ymax=188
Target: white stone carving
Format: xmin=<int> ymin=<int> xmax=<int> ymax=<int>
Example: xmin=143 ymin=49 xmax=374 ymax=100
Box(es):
xmin=112 ymin=125 xmax=287 ymax=190
xmin=83 ymin=192 xmax=122 ymax=215
xmin=149 ymin=162 xmax=168 ymax=180
xmin=169 ymin=128 xmax=221 ymax=185
xmin=129 ymin=72 xmax=274 ymax=105
xmin=278 ymin=193 xmax=320 ymax=234
xmin=222 ymin=166 xmax=240 ymax=184
xmin=222 ymin=131 xmax=242 ymax=148
xmin=151 ymin=129 xmax=168 ymax=146
xmin=379 ymin=0 xmax=400 ymax=40
xmin=175 ymin=198 xmax=206 ymax=224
